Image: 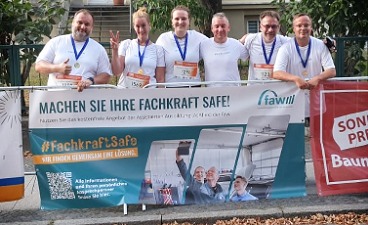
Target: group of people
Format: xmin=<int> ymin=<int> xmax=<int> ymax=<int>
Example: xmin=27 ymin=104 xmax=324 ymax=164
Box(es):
xmin=35 ymin=5 xmax=336 ymax=95
xmin=175 ymin=146 xmax=257 ymax=204
xmin=34 ymin=6 xmax=333 ymax=204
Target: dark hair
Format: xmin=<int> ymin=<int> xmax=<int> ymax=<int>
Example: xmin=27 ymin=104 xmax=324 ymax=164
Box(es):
xmin=74 ymin=9 xmax=94 ymax=23
xmin=259 ymin=10 xmax=280 ymax=22
xmin=235 ymin=176 xmax=247 ymax=182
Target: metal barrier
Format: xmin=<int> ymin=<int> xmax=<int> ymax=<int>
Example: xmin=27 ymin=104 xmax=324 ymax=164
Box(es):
xmin=335 ymin=36 xmax=368 ymax=77
xmin=1 ymin=36 xmax=368 ymax=87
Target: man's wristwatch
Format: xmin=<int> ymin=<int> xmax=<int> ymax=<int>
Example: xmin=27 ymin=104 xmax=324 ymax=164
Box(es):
xmin=87 ymin=77 xmax=95 ymax=85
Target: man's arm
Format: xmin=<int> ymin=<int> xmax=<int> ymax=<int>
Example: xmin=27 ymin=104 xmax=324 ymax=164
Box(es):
xmin=175 ymin=149 xmax=195 ymax=186
xmin=308 ymin=68 xmax=336 ymax=88
xmin=94 ymin=73 xmax=111 ymax=84
xmin=35 ymin=59 xmax=71 ymax=75
xmin=273 ymin=70 xmax=310 ymax=89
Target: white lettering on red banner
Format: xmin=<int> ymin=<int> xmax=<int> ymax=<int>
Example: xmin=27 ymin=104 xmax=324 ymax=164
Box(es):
xmin=333 ymin=110 xmax=368 ymax=150
xmin=331 ymin=154 xmax=368 ymax=168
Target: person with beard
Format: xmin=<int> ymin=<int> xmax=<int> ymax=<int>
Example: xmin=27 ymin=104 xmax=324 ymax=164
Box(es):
xmin=35 ymin=9 xmax=112 ymax=92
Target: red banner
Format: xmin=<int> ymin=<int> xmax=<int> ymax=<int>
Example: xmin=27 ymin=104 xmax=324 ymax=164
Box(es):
xmin=310 ymin=81 xmax=368 ymax=196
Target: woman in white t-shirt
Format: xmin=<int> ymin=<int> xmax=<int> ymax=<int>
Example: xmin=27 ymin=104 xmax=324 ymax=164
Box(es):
xmin=156 ymin=5 xmax=208 ymax=87
xmin=110 ymin=7 xmax=165 ymax=88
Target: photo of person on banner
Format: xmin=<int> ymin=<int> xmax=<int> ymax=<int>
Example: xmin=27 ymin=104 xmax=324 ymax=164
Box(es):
xmin=200 ymin=166 xmax=225 ymax=203
xmin=230 ymin=176 xmax=258 ymax=202
xmin=176 ymin=141 xmax=226 ymax=204
xmin=175 ymin=141 xmax=206 ymax=204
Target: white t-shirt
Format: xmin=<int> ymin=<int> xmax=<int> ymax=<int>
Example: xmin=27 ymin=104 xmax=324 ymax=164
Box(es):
xmin=156 ymin=30 xmax=208 ymax=85
xmin=117 ymin=39 xmax=165 ymax=88
xmin=244 ymin=33 xmax=290 ymax=84
xmin=200 ymin=37 xmax=247 ymax=87
xmin=36 ymin=34 xmax=112 ymax=86
xmin=273 ymin=36 xmax=335 ymax=117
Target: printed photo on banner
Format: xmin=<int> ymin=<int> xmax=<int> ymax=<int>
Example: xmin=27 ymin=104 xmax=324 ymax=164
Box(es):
xmin=233 ymin=115 xmax=290 ymax=201
xmin=140 ymin=114 xmax=290 ymax=205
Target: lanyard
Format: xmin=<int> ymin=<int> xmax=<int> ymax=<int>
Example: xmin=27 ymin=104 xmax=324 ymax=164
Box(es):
xmin=295 ymin=38 xmax=311 ymax=68
xmin=261 ymin=37 xmax=276 ymax=65
xmin=138 ymin=39 xmax=149 ymax=67
xmin=174 ymin=32 xmax=188 ymax=61
xmin=70 ymin=35 xmax=89 ymax=61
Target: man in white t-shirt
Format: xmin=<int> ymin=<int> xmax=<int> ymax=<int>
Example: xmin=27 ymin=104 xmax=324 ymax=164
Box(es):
xmin=240 ymin=11 xmax=290 ymax=85
xmin=200 ymin=12 xmax=247 ymax=87
xmin=273 ymin=13 xmax=336 ymax=117
xmin=35 ymin=9 xmax=112 ymax=92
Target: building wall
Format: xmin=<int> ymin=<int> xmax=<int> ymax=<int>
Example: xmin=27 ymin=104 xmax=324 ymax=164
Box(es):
xmin=222 ymin=5 xmax=277 ymax=39
xmin=63 ymin=0 xmax=278 ymax=41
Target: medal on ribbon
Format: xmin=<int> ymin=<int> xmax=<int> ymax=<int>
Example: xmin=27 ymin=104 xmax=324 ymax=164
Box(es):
xmin=71 ymin=35 xmax=89 ymax=69
xmin=295 ymin=38 xmax=311 ymax=77
xmin=261 ymin=37 xmax=276 ymax=65
xmin=174 ymin=32 xmax=188 ymax=61
xmin=137 ymin=39 xmax=149 ymax=73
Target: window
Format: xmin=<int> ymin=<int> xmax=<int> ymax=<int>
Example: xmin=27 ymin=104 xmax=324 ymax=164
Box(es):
xmin=247 ymin=20 xmax=259 ymax=33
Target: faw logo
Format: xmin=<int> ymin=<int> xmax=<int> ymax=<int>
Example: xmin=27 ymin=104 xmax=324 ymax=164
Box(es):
xmin=258 ymin=89 xmax=295 ymax=106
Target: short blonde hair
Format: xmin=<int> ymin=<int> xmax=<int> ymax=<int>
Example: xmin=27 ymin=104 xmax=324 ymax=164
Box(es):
xmin=133 ymin=7 xmax=150 ymax=23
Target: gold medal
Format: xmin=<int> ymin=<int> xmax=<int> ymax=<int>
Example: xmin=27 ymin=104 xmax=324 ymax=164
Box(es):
xmin=74 ymin=62 xmax=80 ymax=68
xmin=302 ymin=70 xmax=308 ymax=77
xmin=137 ymin=68 xmax=144 ymax=74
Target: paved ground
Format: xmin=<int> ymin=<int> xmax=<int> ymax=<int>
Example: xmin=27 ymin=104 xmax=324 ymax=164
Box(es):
xmin=0 ymin=124 xmax=367 ymax=225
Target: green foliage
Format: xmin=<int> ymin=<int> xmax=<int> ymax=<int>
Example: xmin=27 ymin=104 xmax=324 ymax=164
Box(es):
xmin=0 ymin=0 xmax=66 ymax=86
xmin=271 ymin=0 xmax=368 ymax=37
xmin=133 ymin=0 xmax=221 ymax=37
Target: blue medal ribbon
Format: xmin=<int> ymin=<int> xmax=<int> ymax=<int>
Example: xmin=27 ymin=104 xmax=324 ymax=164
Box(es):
xmin=261 ymin=37 xmax=276 ymax=65
xmin=295 ymin=38 xmax=311 ymax=68
xmin=138 ymin=39 xmax=150 ymax=67
xmin=71 ymin=35 xmax=89 ymax=61
xmin=174 ymin=33 xmax=188 ymax=61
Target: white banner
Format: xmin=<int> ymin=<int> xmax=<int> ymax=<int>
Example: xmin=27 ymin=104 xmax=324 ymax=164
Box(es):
xmin=0 ymin=90 xmax=24 ymax=202
xmin=29 ymin=83 xmax=304 ymax=129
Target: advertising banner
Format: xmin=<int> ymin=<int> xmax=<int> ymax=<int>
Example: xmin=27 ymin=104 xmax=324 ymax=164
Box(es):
xmin=310 ymin=81 xmax=368 ymax=196
xmin=29 ymin=83 xmax=305 ymax=209
xmin=0 ymin=90 xmax=24 ymax=202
